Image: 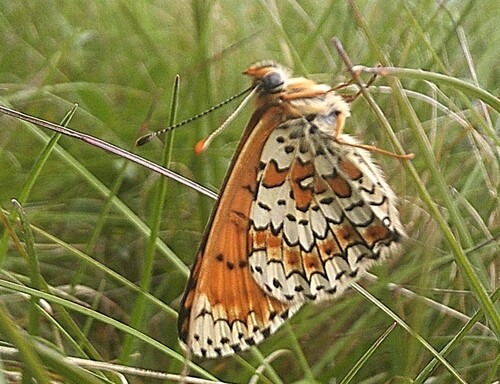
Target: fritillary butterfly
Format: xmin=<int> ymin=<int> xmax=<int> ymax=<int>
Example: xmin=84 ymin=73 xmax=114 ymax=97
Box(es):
xmin=178 ymin=61 xmax=406 ymax=358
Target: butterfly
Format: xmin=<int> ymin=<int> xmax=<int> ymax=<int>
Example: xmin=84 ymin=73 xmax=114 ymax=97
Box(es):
xmin=177 ymin=61 xmax=406 ymax=358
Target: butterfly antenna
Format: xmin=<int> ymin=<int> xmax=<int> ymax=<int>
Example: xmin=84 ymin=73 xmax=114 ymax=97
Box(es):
xmin=135 ymin=86 xmax=253 ymax=146
xmin=194 ymin=85 xmax=259 ymax=154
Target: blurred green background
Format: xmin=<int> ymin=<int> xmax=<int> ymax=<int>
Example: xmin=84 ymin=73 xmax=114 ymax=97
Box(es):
xmin=0 ymin=1 xmax=498 ymax=383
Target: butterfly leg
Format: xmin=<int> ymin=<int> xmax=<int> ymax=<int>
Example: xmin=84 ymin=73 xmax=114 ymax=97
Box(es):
xmin=280 ymin=89 xmax=330 ymax=101
xmin=333 ymin=105 xmax=414 ymax=160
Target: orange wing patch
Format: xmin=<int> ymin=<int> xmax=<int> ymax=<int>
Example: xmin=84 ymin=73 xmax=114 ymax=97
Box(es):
xmin=290 ymin=160 xmax=315 ymax=211
xmin=338 ymin=158 xmax=363 ymax=180
xmin=324 ymin=171 xmax=352 ymax=198
xmin=262 ymin=159 xmax=288 ymax=188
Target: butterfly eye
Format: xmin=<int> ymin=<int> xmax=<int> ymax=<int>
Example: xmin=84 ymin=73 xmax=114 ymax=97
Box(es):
xmin=261 ymin=71 xmax=285 ymax=93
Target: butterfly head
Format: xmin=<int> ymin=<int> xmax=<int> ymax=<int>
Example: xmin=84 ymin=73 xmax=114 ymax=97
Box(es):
xmin=244 ymin=61 xmax=291 ymax=94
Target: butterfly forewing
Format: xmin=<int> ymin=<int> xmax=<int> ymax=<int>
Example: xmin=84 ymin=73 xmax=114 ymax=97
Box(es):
xmin=178 ymin=62 xmax=405 ymax=358
xmin=177 ymin=98 xmax=304 ymax=358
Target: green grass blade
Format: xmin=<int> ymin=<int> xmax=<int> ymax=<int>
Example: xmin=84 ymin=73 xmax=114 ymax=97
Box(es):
xmin=0 ymin=279 xmax=217 ymax=381
xmin=340 ymin=323 xmax=397 ymax=384
xmin=413 ymin=286 xmax=500 ymax=383
xmin=351 ymin=283 xmax=467 ymax=384
xmin=0 ymin=305 xmax=51 ymax=384
xmin=120 ymin=74 xmax=181 ymax=362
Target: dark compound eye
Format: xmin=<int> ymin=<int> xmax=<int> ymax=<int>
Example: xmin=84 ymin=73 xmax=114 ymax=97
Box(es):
xmin=262 ymin=71 xmax=285 ymax=92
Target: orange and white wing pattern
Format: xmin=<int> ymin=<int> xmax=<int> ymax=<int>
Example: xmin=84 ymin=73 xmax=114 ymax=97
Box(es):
xmin=178 ymin=61 xmax=405 ymax=358
xmin=248 ymin=106 xmax=404 ymax=303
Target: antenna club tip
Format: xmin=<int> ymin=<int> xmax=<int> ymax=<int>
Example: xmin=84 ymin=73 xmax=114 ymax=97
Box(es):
xmin=404 ymin=152 xmax=415 ymax=160
xmin=194 ymin=139 xmax=207 ymax=155
xmin=135 ymin=134 xmax=153 ymax=147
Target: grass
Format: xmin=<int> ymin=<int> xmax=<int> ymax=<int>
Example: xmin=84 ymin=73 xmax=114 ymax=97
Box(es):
xmin=0 ymin=0 xmax=498 ymax=383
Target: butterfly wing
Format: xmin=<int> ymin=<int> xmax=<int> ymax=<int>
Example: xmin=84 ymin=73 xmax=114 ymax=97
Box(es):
xmin=178 ymin=106 xmax=302 ymax=358
xmin=248 ymin=93 xmax=404 ymax=303
xmin=178 ymin=62 xmax=405 ymax=359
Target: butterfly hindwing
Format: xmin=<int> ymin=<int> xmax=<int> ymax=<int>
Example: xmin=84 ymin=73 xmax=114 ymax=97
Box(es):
xmin=248 ymin=98 xmax=404 ymax=304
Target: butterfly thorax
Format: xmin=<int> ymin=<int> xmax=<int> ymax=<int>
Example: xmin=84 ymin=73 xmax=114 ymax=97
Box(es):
xmin=245 ymin=62 xmax=351 ymax=135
